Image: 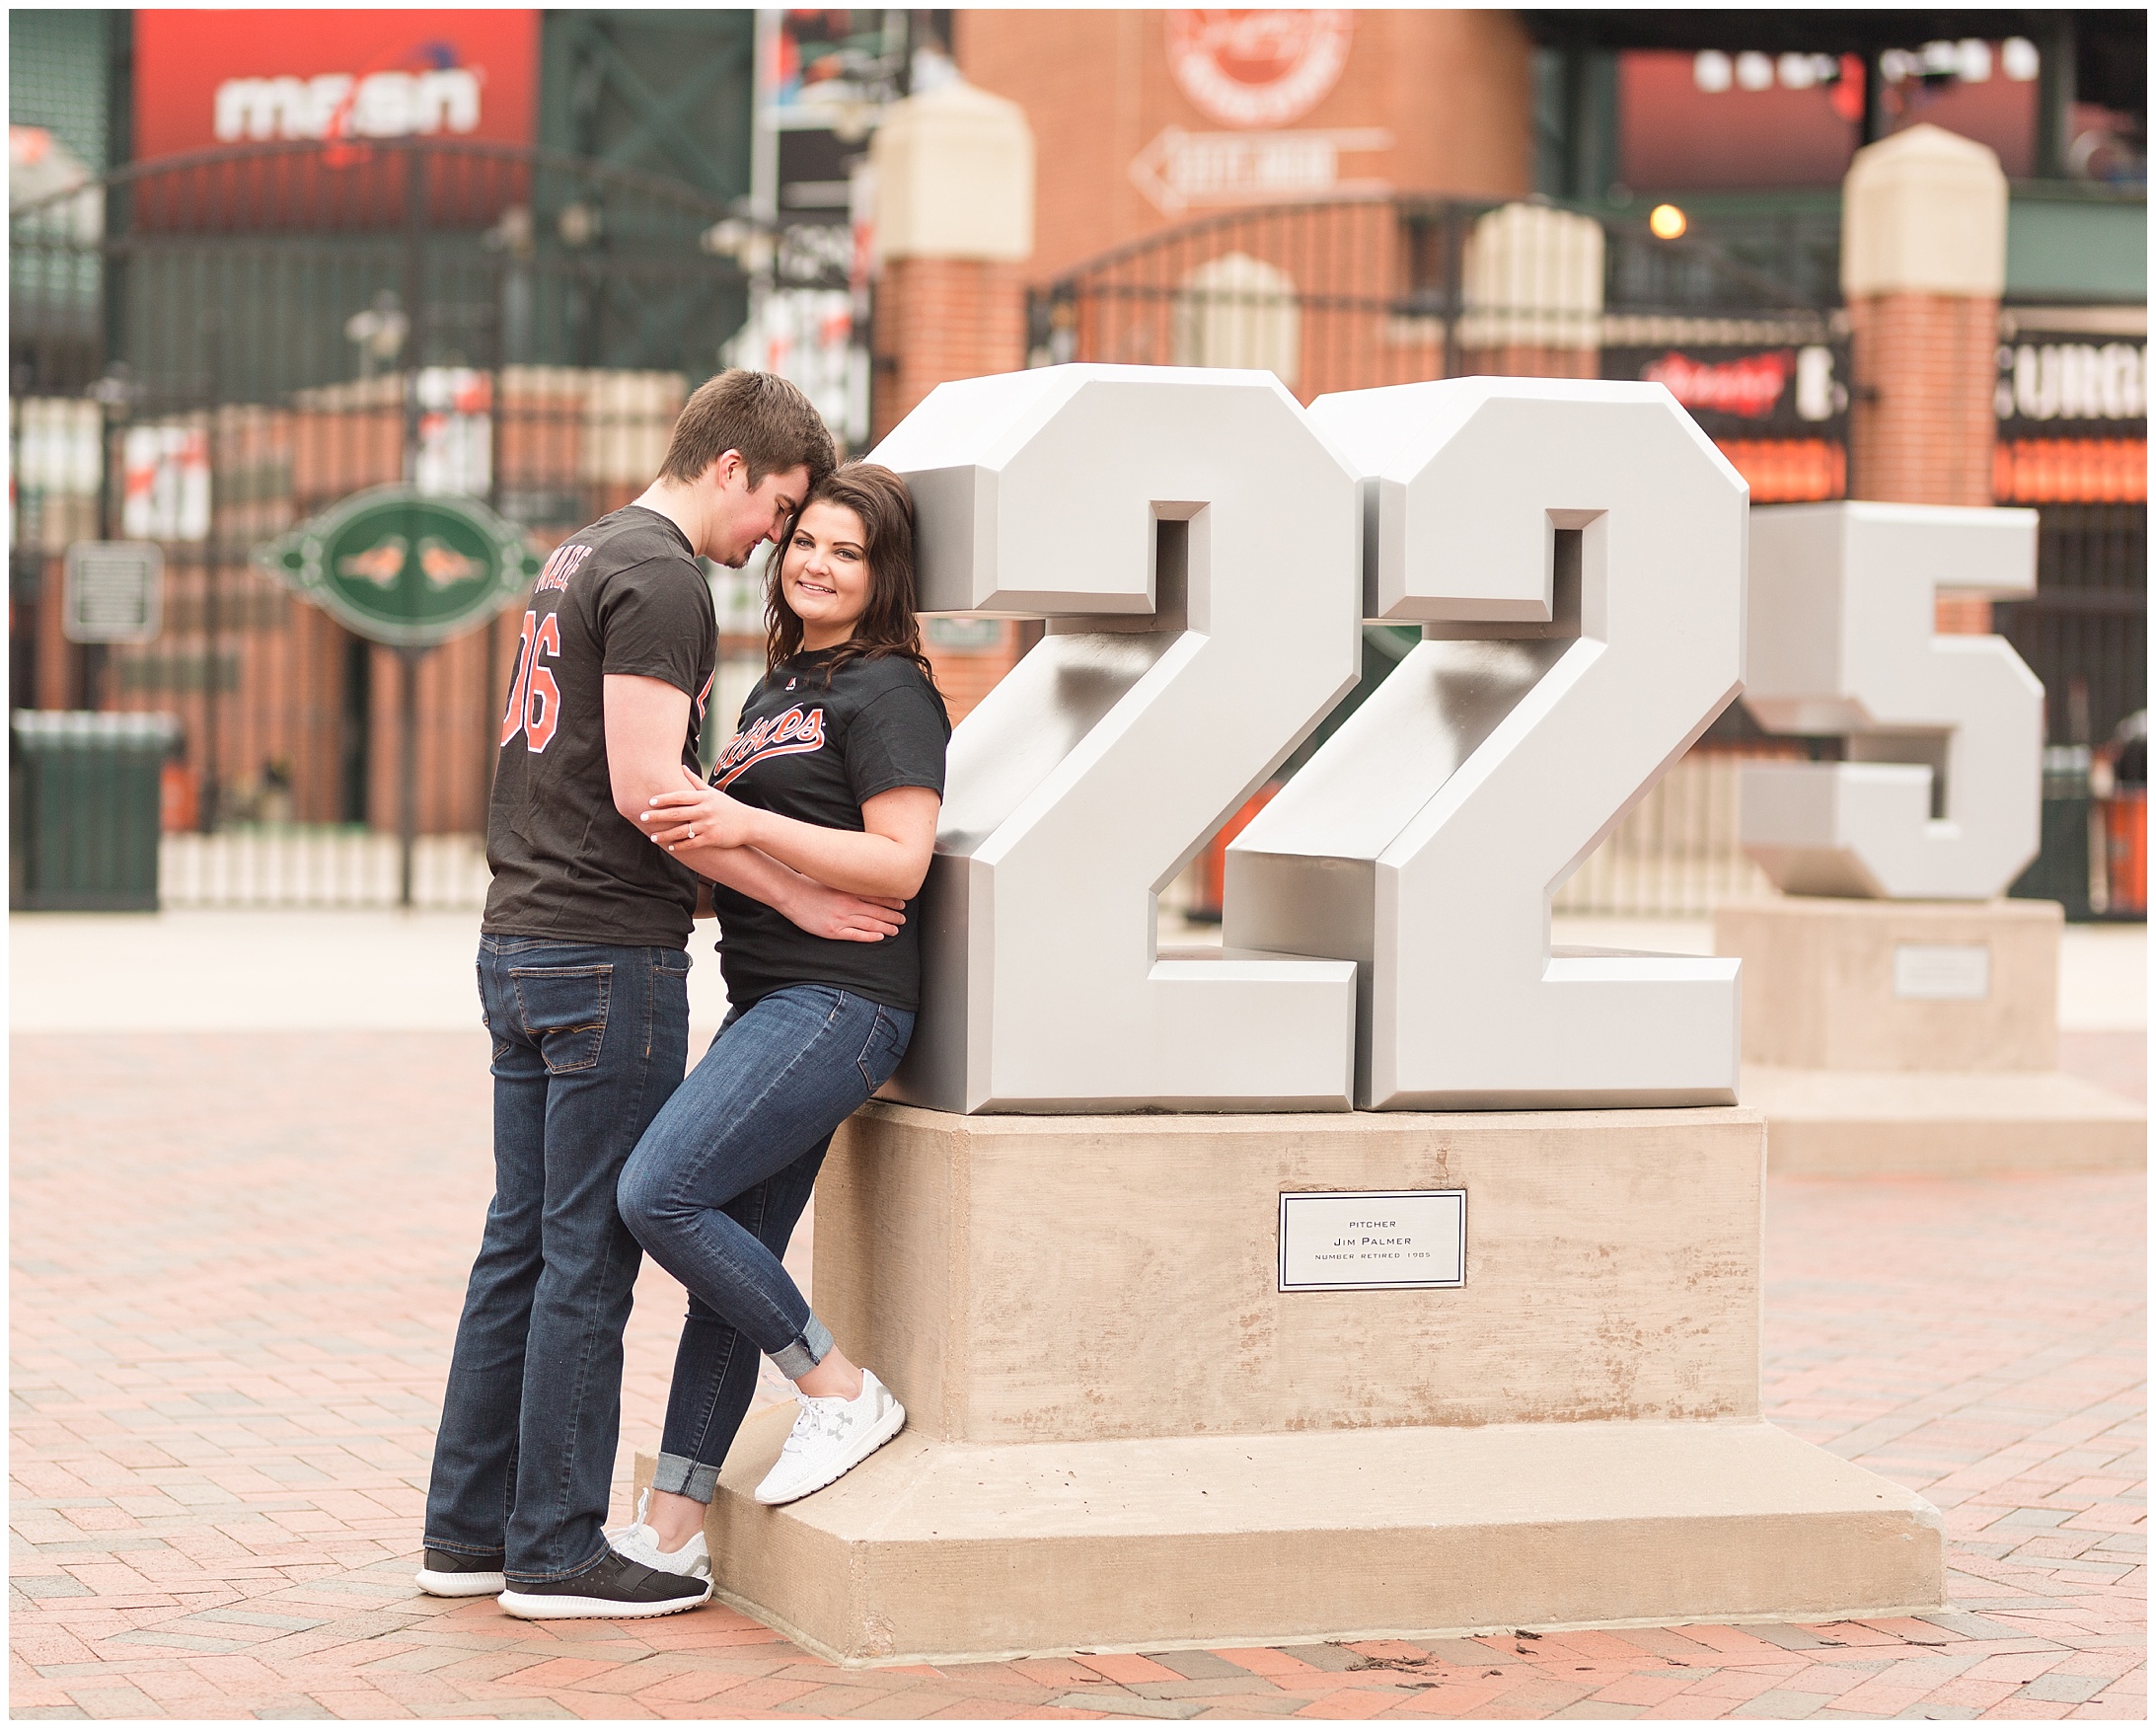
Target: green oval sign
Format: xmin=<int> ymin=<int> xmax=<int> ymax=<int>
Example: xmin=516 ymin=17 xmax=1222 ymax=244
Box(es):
xmin=257 ymin=486 xmax=542 ymax=648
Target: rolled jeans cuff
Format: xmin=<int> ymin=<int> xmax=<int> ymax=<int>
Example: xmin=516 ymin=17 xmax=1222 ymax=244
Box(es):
xmin=651 ymin=1452 xmax=721 ymax=1506
xmin=769 ymin=1312 xmax=833 ymax=1381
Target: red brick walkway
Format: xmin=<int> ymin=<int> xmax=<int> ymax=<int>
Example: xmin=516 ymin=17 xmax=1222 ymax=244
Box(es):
xmin=11 ymin=1032 xmax=2144 ymax=1720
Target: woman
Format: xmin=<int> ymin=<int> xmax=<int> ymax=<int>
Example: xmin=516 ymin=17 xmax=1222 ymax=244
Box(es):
xmin=613 ymin=462 xmax=948 ymax=1577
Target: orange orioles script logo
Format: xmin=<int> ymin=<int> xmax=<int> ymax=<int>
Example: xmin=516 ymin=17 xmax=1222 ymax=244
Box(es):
xmin=710 ymin=706 xmax=826 ymax=789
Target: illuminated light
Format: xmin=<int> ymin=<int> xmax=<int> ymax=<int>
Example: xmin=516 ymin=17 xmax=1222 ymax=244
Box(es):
xmin=1735 ymin=50 xmax=1774 ymax=91
xmin=1958 ymin=38 xmax=1992 ymax=82
xmin=1778 ymin=54 xmax=1817 ymax=91
xmin=1649 ymin=203 xmax=1687 ymax=241
xmin=2002 ymin=37 xmax=2040 ymax=80
xmin=1693 ymin=50 xmax=1733 ymax=93
xmin=1829 ymin=53 xmax=1867 ymax=120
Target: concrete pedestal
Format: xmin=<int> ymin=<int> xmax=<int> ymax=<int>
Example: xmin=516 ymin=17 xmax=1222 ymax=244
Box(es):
xmin=1715 ymin=896 xmax=2143 ymax=1175
xmin=642 ymin=1102 xmax=1942 ymax=1665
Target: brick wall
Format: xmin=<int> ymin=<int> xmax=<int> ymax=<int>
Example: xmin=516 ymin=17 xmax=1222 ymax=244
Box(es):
xmin=921 ymin=623 xmax=1052 ymax=726
xmin=954 ymin=9 xmax=1533 ymax=284
xmin=1460 ymin=342 xmax=1600 ymax=381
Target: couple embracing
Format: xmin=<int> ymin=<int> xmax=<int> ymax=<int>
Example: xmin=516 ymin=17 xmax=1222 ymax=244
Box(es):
xmin=414 ymin=371 xmax=947 ymax=1618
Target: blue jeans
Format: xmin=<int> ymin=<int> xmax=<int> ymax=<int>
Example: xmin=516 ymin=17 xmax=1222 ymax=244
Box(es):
xmin=617 ymin=985 xmax=913 ymax=1504
xmin=423 ymin=937 xmax=691 ymax=1584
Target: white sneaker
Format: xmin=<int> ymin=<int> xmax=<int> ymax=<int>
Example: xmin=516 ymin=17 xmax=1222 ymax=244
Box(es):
xmin=754 ymin=1369 xmax=906 ymax=1506
xmin=606 ymin=1489 xmax=711 ymax=1582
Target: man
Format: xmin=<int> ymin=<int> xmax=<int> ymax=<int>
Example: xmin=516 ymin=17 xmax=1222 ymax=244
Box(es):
xmin=414 ymin=372 xmax=855 ymax=1618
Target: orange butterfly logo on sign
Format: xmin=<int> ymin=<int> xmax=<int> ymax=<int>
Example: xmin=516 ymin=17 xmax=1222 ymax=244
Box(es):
xmin=336 ymin=536 xmax=407 ymax=586
xmin=416 ymin=537 xmax=481 ymax=586
xmin=1164 ymin=10 xmax=1355 ymax=129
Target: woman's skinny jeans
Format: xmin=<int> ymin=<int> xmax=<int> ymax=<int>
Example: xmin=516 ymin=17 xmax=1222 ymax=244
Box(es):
xmin=616 ymin=983 xmax=913 ymax=1505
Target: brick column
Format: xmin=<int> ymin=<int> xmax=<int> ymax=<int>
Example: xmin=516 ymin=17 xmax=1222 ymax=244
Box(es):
xmin=867 ymin=81 xmax=1033 ymax=440
xmin=873 ymin=257 xmax=1027 ymax=436
xmin=1842 ymin=124 xmax=2009 ymax=633
xmin=866 ymin=80 xmax=1035 ymax=714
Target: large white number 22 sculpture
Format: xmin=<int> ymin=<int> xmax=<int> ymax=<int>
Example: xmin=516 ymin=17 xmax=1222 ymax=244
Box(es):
xmin=873 ymin=368 xmax=1747 ymax=1115
xmin=875 ymin=367 xmax=1363 ymax=1113
xmin=1739 ymin=502 xmax=2043 ymax=900
xmin=1230 ymin=379 xmax=1747 ymax=1110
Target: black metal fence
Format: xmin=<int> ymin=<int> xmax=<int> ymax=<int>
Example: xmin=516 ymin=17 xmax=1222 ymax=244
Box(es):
xmin=1027 ymin=192 xmax=1849 ymax=517
xmin=1998 ymin=502 xmax=2148 ymax=750
xmin=9 ymin=140 xmax=790 ymax=857
xmin=1028 ymin=193 xmax=1836 ymax=391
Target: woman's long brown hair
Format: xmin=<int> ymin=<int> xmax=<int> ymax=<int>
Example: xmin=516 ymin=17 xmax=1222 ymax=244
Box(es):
xmin=763 ymin=462 xmax=939 ymax=692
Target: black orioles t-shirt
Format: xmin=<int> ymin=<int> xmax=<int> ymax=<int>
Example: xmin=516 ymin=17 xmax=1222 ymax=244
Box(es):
xmin=709 ymin=649 xmax=950 ymax=1012
xmin=483 ymin=506 xmax=715 ymax=949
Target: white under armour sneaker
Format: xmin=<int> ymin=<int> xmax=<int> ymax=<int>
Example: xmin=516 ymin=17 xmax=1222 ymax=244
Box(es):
xmin=754 ymin=1369 xmax=906 ymax=1506
xmin=606 ymin=1489 xmax=711 ymax=1582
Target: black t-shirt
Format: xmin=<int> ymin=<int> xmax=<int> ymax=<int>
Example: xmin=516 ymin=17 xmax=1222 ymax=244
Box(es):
xmin=708 ymin=649 xmax=950 ymax=1012
xmin=483 ymin=506 xmax=716 ymax=949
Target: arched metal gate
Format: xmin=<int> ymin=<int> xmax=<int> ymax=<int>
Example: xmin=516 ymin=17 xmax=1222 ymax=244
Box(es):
xmin=12 ymin=140 xmax=770 ymax=900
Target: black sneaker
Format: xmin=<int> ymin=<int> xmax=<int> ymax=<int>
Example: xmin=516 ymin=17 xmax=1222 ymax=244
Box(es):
xmin=409 ymin=1543 xmax=502 ymax=1595
xmin=414 ymin=1547 xmax=506 ymax=1598
xmin=496 ymin=1546 xmax=712 ymax=1620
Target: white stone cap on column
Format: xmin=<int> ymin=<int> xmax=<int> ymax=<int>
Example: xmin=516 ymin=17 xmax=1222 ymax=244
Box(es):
xmin=1457 ymin=202 xmax=1604 ymax=350
xmin=1841 ymin=123 xmax=2007 ymax=299
xmin=869 ymin=81 xmax=1034 ymax=264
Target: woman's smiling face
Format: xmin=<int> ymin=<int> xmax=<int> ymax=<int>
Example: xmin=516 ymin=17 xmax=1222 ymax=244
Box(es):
xmin=780 ymin=499 xmax=872 ymax=650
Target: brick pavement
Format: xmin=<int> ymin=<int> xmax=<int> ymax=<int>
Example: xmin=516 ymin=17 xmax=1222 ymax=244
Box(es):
xmin=11 ymin=1030 xmax=2144 ymax=1721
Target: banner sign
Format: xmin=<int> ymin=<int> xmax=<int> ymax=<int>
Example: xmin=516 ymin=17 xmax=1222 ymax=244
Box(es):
xmin=1601 ymin=342 xmax=1850 ymax=439
xmin=1991 ymin=319 xmax=2146 ymax=503
xmin=134 ymin=10 xmax=539 ymax=161
xmin=1994 ymin=333 xmax=2147 ymax=436
xmin=257 ymin=486 xmax=540 ymax=648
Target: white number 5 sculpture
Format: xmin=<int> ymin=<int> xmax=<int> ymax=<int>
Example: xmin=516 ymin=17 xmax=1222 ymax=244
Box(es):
xmin=1740 ymin=502 xmax=2043 ymax=900
xmin=1227 ymin=379 xmax=1747 ymax=1110
xmin=874 ymin=367 xmax=1363 ymax=1114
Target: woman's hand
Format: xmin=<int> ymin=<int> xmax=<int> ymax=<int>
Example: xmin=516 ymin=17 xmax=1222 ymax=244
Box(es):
xmin=638 ymin=777 xmax=757 ymax=852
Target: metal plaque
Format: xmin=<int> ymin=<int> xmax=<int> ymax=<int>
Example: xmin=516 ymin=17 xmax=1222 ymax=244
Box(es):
xmin=62 ymin=542 xmax=164 ymax=643
xmin=1894 ymin=942 xmax=1991 ymax=1001
xmin=1278 ymin=1189 xmax=1465 ymax=1292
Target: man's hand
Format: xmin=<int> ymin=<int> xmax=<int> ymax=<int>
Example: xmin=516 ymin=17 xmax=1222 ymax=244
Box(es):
xmin=782 ymin=879 xmax=908 ymax=943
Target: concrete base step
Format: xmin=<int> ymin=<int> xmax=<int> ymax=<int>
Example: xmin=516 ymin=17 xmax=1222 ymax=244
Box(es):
xmin=1744 ymin=1065 xmax=2146 ymax=1176
xmin=639 ymin=1414 xmax=1943 ymax=1668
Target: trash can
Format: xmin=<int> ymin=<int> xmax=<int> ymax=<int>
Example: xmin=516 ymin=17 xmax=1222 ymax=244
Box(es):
xmin=2009 ymin=745 xmax=2093 ymax=920
xmin=9 ymin=711 xmax=182 ymax=911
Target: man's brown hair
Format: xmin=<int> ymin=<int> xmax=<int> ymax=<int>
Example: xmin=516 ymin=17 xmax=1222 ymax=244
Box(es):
xmin=657 ymin=369 xmax=836 ymax=490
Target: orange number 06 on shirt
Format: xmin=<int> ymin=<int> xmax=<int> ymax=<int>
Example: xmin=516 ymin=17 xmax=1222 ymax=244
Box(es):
xmin=499 ymin=610 xmax=565 ymax=753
